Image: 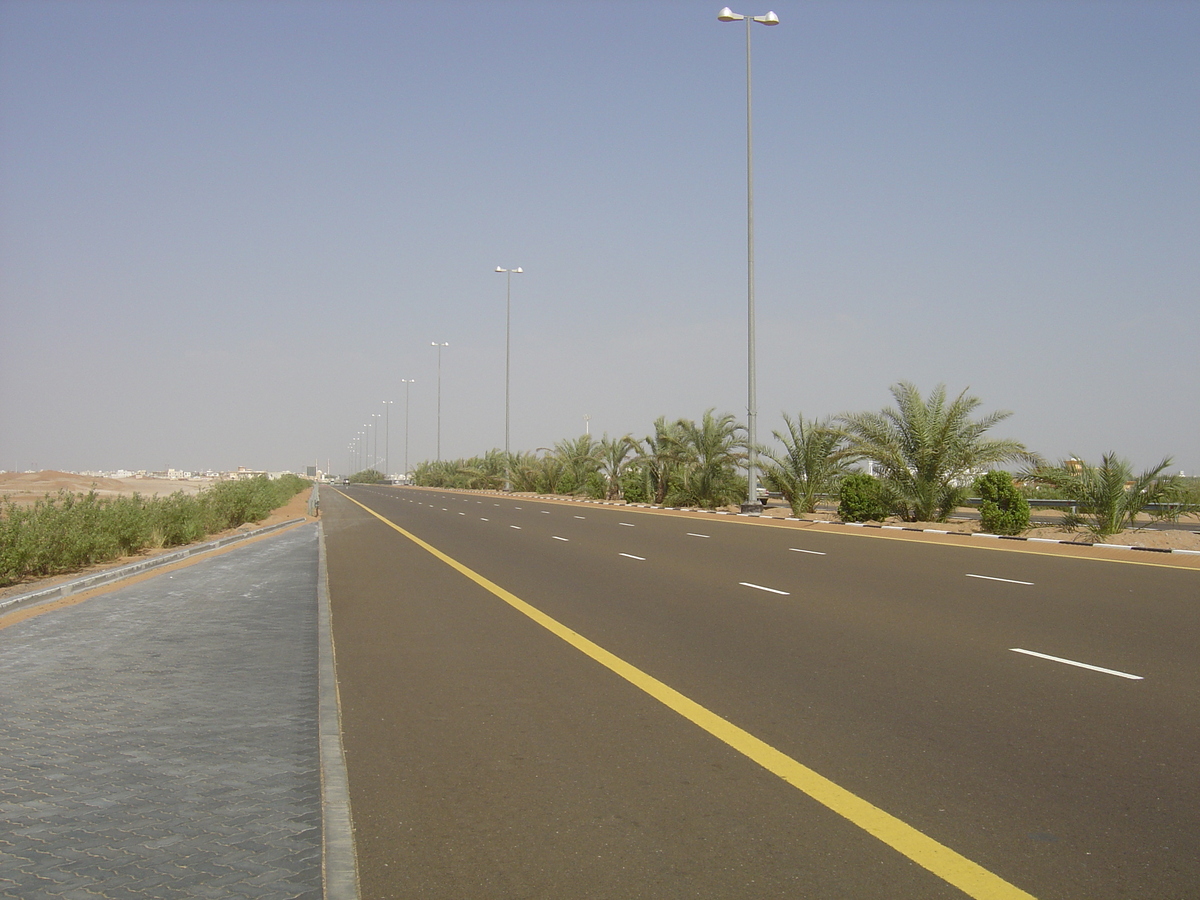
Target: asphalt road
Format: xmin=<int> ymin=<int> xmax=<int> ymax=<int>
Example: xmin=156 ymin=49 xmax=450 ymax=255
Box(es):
xmin=322 ymin=485 xmax=1200 ymax=900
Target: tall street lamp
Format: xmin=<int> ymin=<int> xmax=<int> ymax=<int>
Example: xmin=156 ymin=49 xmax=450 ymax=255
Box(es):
xmin=382 ymin=400 xmax=394 ymax=479
xmin=431 ymin=342 xmax=449 ymax=461
xmin=495 ymin=266 xmax=523 ymax=491
xmin=371 ymin=413 xmax=381 ymax=472
xmin=718 ymin=6 xmax=778 ymax=513
xmin=401 ymin=379 xmax=415 ymax=479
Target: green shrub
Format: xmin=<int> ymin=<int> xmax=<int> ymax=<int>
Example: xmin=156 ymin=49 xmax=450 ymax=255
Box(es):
xmin=0 ymin=475 xmax=310 ymax=587
xmin=974 ymin=470 xmax=1030 ymax=535
xmin=838 ymin=473 xmax=889 ymax=523
xmin=583 ymin=472 xmax=606 ymax=500
xmin=620 ymin=466 xmax=651 ymax=504
xmin=349 ymin=469 xmax=385 ymax=484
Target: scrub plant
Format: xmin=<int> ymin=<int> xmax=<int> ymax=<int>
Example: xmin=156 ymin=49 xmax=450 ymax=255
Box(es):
xmin=974 ymin=470 xmax=1030 ymax=535
xmin=1026 ymin=453 xmax=1185 ymax=540
xmin=837 ymin=473 xmax=889 ymax=523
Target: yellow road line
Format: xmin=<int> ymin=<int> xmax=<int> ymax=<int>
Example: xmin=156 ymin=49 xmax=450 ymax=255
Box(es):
xmin=341 ymin=491 xmax=1037 ymax=900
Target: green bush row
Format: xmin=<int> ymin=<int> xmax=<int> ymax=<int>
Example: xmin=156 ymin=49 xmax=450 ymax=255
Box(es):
xmin=0 ymin=475 xmax=309 ymax=587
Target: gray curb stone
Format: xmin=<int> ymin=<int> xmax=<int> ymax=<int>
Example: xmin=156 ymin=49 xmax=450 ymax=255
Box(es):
xmin=317 ymin=521 xmax=361 ymax=900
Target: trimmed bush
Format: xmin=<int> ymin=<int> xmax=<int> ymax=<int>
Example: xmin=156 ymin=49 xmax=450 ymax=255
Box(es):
xmin=838 ymin=473 xmax=889 ymax=523
xmin=975 ymin=470 xmax=1030 ymax=535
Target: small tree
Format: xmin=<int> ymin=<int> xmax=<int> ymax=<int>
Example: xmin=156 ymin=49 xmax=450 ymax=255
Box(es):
xmin=838 ymin=473 xmax=889 ymax=523
xmin=674 ymin=410 xmax=747 ymax=509
xmin=1027 ymin=453 xmax=1184 ymax=540
xmin=839 ymin=382 xmax=1035 ymax=522
xmin=639 ymin=416 xmax=686 ymax=505
xmin=598 ymin=434 xmax=637 ymax=500
xmin=763 ymin=414 xmax=851 ymax=516
xmin=349 ymin=469 xmax=385 ymax=484
xmin=974 ymin=470 xmax=1030 ymax=535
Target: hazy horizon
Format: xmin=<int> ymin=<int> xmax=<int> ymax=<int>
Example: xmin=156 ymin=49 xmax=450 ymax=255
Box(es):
xmin=3 ymin=1 xmax=1197 ymax=476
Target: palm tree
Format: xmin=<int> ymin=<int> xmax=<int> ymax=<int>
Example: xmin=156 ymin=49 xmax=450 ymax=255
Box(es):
xmin=553 ymin=434 xmax=600 ymax=494
xmin=597 ymin=434 xmax=637 ymax=500
xmin=507 ymin=451 xmax=542 ymax=492
xmin=763 ymin=414 xmax=852 ymax=515
xmin=639 ymin=416 xmax=686 ymax=505
xmin=839 ymin=382 xmax=1033 ymax=522
xmin=1026 ymin=453 xmax=1184 ymax=540
xmin=675 ymin=410 xmax=747 ymax=509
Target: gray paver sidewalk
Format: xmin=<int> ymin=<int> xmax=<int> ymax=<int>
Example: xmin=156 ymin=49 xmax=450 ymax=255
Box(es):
xmin=0 ymin=525 xmax=322 ymax=899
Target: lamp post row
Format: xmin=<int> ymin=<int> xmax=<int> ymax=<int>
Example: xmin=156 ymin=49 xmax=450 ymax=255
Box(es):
xmin=345 ymin=10 xmax=774 ymax=503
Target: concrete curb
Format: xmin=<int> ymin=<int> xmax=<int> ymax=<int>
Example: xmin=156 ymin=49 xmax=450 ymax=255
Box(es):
xmin=317 ymin=521 xmax=361 ymax=900
xmin=0 ymin=517 xmax=308 ymax=615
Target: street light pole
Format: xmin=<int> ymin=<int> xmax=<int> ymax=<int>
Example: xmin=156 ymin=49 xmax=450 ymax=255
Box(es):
xmin=401 ymin=379 xmax=415 ymax=479
xmin=371 ymin=413 xmax=380 ymax=473
xmin=383 ymin=400 xmax=394 ymax=479
xmin=495 ymin=267 xmax=523 ymax=491
xmin=719 ymin=7 xmax=778 ymax=513
xmin=431 ymin=342 xmax=449 ymax=461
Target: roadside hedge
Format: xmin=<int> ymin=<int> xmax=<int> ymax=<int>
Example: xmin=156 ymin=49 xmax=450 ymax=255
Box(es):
xmin=0 ymin=475 xmax=308 ymax=587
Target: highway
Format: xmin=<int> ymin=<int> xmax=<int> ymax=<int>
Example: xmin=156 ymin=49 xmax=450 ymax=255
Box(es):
xmin=322 ymin=485 xmax=1200 ymax=900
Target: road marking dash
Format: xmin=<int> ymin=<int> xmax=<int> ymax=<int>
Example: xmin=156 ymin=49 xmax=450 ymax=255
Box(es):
xmin=789 ymin=548 xmax=826 ymax=556
xmin=574 ymin=515 xmax=586 ymax=519
xmin=619 ymin=553 xmax=645 ymax=560
xmin=967 ymin=574 xmax=1033 ymax=586
xmin=619 ymin=522 xmax=635 ymax=527
xmin=1010 ymin=648 xmax=1142 ymax=680
xmin=553 ymin=536 xmax=569 ymax=542
xmin=480 ymin=518 xmax=489 ymax=522
xmin=740 ymin=582 xmax=790 ymax=596
xmin=510 ymin=525 xmax=521 ymax=530
xmin=687 ymin=533 xmax=710 ymax=538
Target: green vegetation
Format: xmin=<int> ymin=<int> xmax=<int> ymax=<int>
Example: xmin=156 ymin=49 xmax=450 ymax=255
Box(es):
xmin=348 ymin=469 xmax=386 ymax=484
xmin=974 ymin=471 xmax=1030 ymax=535
xmin=401 ymin=383 xmax=1193 ymax=540
xmin=837 ymin=473 xmax=890 ymax=523
xmin=1025 ymin=454 xmax=1189 ymax=540
xmin=840 ymin=382 xmax=1035 ymax=522
xmin=0 ymin=475 xmax=309 ymax=587
xmin=763 ymin=414 xmax=851 ymax=516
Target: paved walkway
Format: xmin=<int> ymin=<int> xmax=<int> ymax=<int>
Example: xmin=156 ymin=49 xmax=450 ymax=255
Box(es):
xmin=0 ymin=524 xmax=329 ymax=899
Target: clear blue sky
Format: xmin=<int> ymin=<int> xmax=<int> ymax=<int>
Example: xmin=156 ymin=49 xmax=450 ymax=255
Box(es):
xmin=2 ymin=0 xmax=1197 ymax=476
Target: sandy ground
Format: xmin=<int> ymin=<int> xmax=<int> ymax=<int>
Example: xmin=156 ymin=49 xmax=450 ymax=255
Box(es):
xmin=0 ymin=470 xmax=212 ymax=505
xmin=0 ymin=478 xmax=317 ymax=603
